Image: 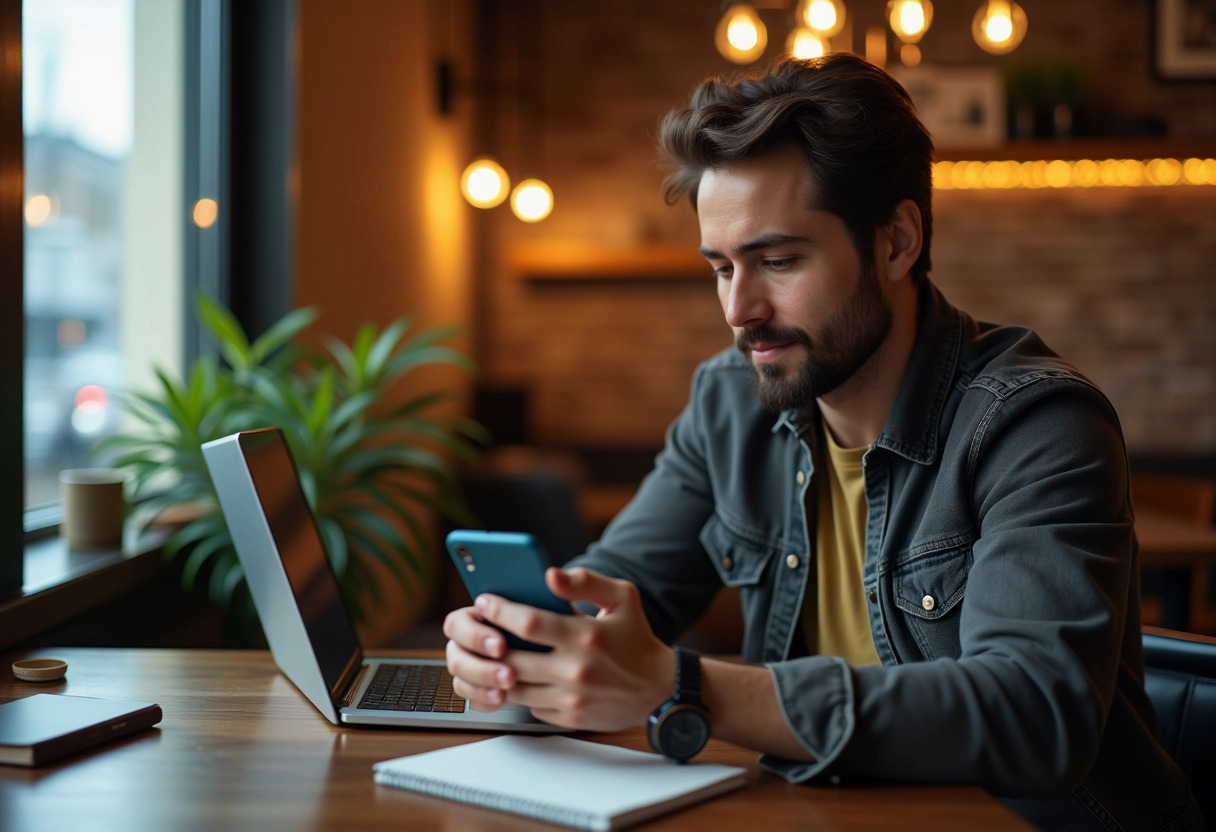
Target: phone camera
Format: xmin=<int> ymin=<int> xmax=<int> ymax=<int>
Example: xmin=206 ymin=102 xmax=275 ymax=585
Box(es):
xmin=455 ymin=544 xmax=475 ymax=572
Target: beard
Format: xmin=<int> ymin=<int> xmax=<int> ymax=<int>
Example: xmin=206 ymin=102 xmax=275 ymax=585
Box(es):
xmin=737 ymin=256 xmax=892 ymax=412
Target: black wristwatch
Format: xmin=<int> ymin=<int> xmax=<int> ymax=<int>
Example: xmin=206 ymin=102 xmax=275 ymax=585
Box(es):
xmin=647 ymin=646 xmax=710 ymax=762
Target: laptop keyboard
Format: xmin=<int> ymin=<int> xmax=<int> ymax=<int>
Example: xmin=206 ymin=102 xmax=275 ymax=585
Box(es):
xmin=357 ymin=664 xmax=467 ymax=713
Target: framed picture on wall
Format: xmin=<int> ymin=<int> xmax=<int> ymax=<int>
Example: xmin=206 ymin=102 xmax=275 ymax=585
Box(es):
xmin=889 ymin=66 xmax=1006 ymax=149
xmin=1154 ymin=0 xmax=1216 ymax=80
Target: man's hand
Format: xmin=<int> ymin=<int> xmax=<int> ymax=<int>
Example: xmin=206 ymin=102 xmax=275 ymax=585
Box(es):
xmin=444 ymin=567 xmax=674 ymax=731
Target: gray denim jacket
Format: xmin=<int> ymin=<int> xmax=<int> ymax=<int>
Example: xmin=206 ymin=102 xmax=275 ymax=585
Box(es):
xmin=569 ymin=283 xmax=1201 ymax=830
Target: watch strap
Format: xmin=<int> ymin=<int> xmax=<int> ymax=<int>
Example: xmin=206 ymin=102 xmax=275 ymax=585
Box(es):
xmin=673 ymin=646 xmax=703 ymax=704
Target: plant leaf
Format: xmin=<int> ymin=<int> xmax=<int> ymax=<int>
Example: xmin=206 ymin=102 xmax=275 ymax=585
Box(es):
xmin=249 ymin=306 xmax=318 ymax=365
xmin=197 ymin=292 xmax=253 ymax=372
xmin=180 ymin=534 xmax=234 ymax=592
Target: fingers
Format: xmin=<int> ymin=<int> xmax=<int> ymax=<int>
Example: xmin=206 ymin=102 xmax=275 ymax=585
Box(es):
xmin=452 ymin=675 xmax=507 ymax=711
xmin=546 ymin=567 xmax=638 ymax=614
xmin=443 ymin=605 xmax=507 ymax=659
xmin=445 ymin=605 xmax=517 ymax=713
xmin=473 ymin=593 xmax=573 ymax=650
xmin=446 ymin=638 xmax=515 ymax=711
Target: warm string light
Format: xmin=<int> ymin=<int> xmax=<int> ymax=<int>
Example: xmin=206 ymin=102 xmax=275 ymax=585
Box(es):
xmin=715 ymin=3 xmax=768 ymax=64
xmin=798 ymin=0 xmax=846 ymax=38
xmin=933 ymin=158 xmax=1216 ymax=190
xmin=972 ymin=0 xmax=1027 ymax=54
xmin=510 ymin=179 xmax=554 ymax=222
xmin=461 ymin=155 xmax=555 ymax=222
xmin=461 ymin=157 xmax=510 ymax=208
xmin=787 ymin=28 xmax=829 ymax=60
xmin=712 ymin=0 xmax=1031 ymax=66
xmin=444 ymin=0 xmax=556 ymax=224
xmin=888 ymin=0 xmax=932 ymax=43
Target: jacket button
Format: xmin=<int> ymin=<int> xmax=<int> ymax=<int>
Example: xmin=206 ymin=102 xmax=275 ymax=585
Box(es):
xmin=921 ymin=594 xmax=936 ymax=611
xmin=786 ymin=554 xmax=800 ymax=569
xmin=867 ymin=591 xmax=877 ymax=604
xmin=796 ymin=471 xmax=805 ymax=485
xmin=722 ymin=557 xmax=733 ymax=571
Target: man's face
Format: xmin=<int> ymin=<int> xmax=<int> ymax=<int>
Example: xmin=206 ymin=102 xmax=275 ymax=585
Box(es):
xmin=697 ymin=144 xmax=892 ymax=412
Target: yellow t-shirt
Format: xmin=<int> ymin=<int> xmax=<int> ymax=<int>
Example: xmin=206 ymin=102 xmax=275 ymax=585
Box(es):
xmin=801 ymin=421 xmax=882 ymax=666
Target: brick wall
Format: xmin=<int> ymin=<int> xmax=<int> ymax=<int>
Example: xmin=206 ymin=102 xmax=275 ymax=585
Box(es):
xmin=477 ymin=0 xmax=1216 ymax=457
xmin=933 ymin=187 xmax=1216 ymax=453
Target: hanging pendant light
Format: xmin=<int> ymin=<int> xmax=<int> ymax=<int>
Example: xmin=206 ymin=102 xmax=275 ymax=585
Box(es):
xmin=972 ymin=0 xmax=1027 ymax=55
xmin=787 ymin=27 xmax=829 ymax=60
xmin=797 ymin=0 xmax=845 ymax=38
xmin=887 ymin=0 xmax=932 ymax=44
xmin=715 ymin=3 xmax=768 ymax=64
xmin=461 ymin=157 xmax=510 ymax=209
xmin=510 ymin=179 xmax=554 ymax=223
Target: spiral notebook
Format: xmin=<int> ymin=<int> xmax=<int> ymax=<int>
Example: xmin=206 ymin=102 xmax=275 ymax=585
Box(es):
xmin=372 ymin=735 xmax=747 ymax=831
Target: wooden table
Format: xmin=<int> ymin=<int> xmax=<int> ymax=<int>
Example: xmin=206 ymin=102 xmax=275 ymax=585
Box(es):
xmin=1136 ymin=508 xmax=1216 ymax=630
xmin=0 ymin=648 xmax=1032 ymax=831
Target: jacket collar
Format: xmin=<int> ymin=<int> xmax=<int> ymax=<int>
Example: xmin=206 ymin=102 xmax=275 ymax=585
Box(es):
xmin=775 ymin=281 xmax=961 ymax=466
xmin=873 ymin=281 xmax=960 ymax=465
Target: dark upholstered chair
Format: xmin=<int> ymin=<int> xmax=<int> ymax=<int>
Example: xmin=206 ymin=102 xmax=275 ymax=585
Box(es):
xmin=1132 ymin=474 xmax=1216 ymax=633
xmin=1142 ymin=626 xmax=1216 ymax=828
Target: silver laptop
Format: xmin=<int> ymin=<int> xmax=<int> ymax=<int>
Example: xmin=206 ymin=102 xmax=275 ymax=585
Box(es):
xmin=201 ymin=426 xmax=563 ymax=732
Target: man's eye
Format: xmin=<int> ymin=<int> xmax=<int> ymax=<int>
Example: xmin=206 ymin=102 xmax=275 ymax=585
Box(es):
xmin=765 ymin=258 xmax=795 ymax=270
xmin=712 ymin=264 xmax=733 ymax=279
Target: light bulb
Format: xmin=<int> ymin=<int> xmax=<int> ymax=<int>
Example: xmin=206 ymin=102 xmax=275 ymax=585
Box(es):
xmin=787 ymin=28 xmax=828 ymax=60
xmin=972 ymin=1 xmax=1026 ymax=54
xmin=728 ymin=17 xmax=759 ymax=50
xmin=986 ymin=13 xmax=1011 ymax=42
xmin=715 ymin=3 xmax=767 ymax=64
xmin=510 ymin=179 xmax=553 ymax=223
xmin=798 ymin=0 xmax=845 ymax=37
xmin=887 ymin=0 xmax=932 ymax=43
xmin=193 ymin=198 xmax=219 ymax=228
xmin=461 ymin=157 xmax=509 ymax=209
xmin=24 ymin=194 xmax=53 ymax=226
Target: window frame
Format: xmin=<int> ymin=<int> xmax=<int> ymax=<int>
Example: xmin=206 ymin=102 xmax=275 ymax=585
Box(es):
xmin=1 ymin=0 xmax=24 ymax=598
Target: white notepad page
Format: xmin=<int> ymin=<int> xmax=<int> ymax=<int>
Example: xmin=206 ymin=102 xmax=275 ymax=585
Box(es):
xmin=372 ymin=734 xmax=748 ymax=831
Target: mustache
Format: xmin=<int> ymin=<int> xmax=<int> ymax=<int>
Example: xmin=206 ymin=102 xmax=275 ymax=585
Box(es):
xmin=735 ymin=325 xmax=811 ymax=353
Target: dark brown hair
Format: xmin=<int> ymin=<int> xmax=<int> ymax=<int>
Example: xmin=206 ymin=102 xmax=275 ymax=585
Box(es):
xmin=658 ymin=53 xmax=934 ymax=284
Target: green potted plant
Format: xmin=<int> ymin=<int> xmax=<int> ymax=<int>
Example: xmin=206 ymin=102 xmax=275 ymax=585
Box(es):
xmin=96 ymin=294 xmax=485 ymax=641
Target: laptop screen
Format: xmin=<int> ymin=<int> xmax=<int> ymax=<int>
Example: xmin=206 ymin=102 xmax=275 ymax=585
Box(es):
xmin=239 ymin=429 xmax=361 ymax=692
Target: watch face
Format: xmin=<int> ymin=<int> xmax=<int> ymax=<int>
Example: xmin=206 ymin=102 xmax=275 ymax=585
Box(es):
xmin=656 ymin=706 xmax=710 ymax=761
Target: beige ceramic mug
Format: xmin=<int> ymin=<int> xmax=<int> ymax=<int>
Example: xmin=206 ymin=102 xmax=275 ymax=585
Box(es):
xmin=59 ymin=468 xmax=128 ymax=549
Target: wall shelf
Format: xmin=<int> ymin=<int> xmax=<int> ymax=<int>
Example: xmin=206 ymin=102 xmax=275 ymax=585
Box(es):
xmin=509 ymin=241 xmax=707 ymax=283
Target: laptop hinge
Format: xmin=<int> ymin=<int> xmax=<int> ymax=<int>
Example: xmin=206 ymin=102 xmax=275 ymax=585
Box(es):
xmin=334 ymin=649 xmax=366 ymax=705
xmin=340 ymin=663 xmax=370 ymax=708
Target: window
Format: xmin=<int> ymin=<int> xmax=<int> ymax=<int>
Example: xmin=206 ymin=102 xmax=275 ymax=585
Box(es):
xmin=2 ymin=0 xmax=288 ymax=603
xmin=22 ymin=0 xmax=185 ymax=509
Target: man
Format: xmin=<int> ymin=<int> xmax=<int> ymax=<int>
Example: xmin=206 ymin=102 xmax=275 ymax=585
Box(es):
xmin=445 ymin=54 xmax=1202 ymax=830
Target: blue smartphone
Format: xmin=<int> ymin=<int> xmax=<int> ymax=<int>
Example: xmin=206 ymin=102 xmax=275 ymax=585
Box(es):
xmin=445 ymin=530 xmax=575 ymax=652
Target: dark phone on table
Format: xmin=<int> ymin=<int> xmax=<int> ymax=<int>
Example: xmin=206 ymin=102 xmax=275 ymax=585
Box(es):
xmin=445 ymin=530 xmax=575 ymax=652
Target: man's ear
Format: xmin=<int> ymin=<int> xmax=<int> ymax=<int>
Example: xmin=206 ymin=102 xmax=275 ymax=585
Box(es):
xmin=881 ymin=199 xmax=923 ymax=283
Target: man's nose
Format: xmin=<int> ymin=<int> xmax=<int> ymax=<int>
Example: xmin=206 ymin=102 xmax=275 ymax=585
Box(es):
xmin=723 ymin=269 xmax=771 ymax=329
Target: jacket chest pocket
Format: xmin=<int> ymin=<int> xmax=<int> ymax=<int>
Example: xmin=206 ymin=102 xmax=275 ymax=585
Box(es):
xmin=884 ymin=539 xmax=973 ymax=661
xmin=699 ymin=514 xmax=781 ymax=661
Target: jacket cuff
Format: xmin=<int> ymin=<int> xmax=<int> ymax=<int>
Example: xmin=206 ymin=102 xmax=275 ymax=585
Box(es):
xmin=758 ymin=657 xmax=855 ymax=783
